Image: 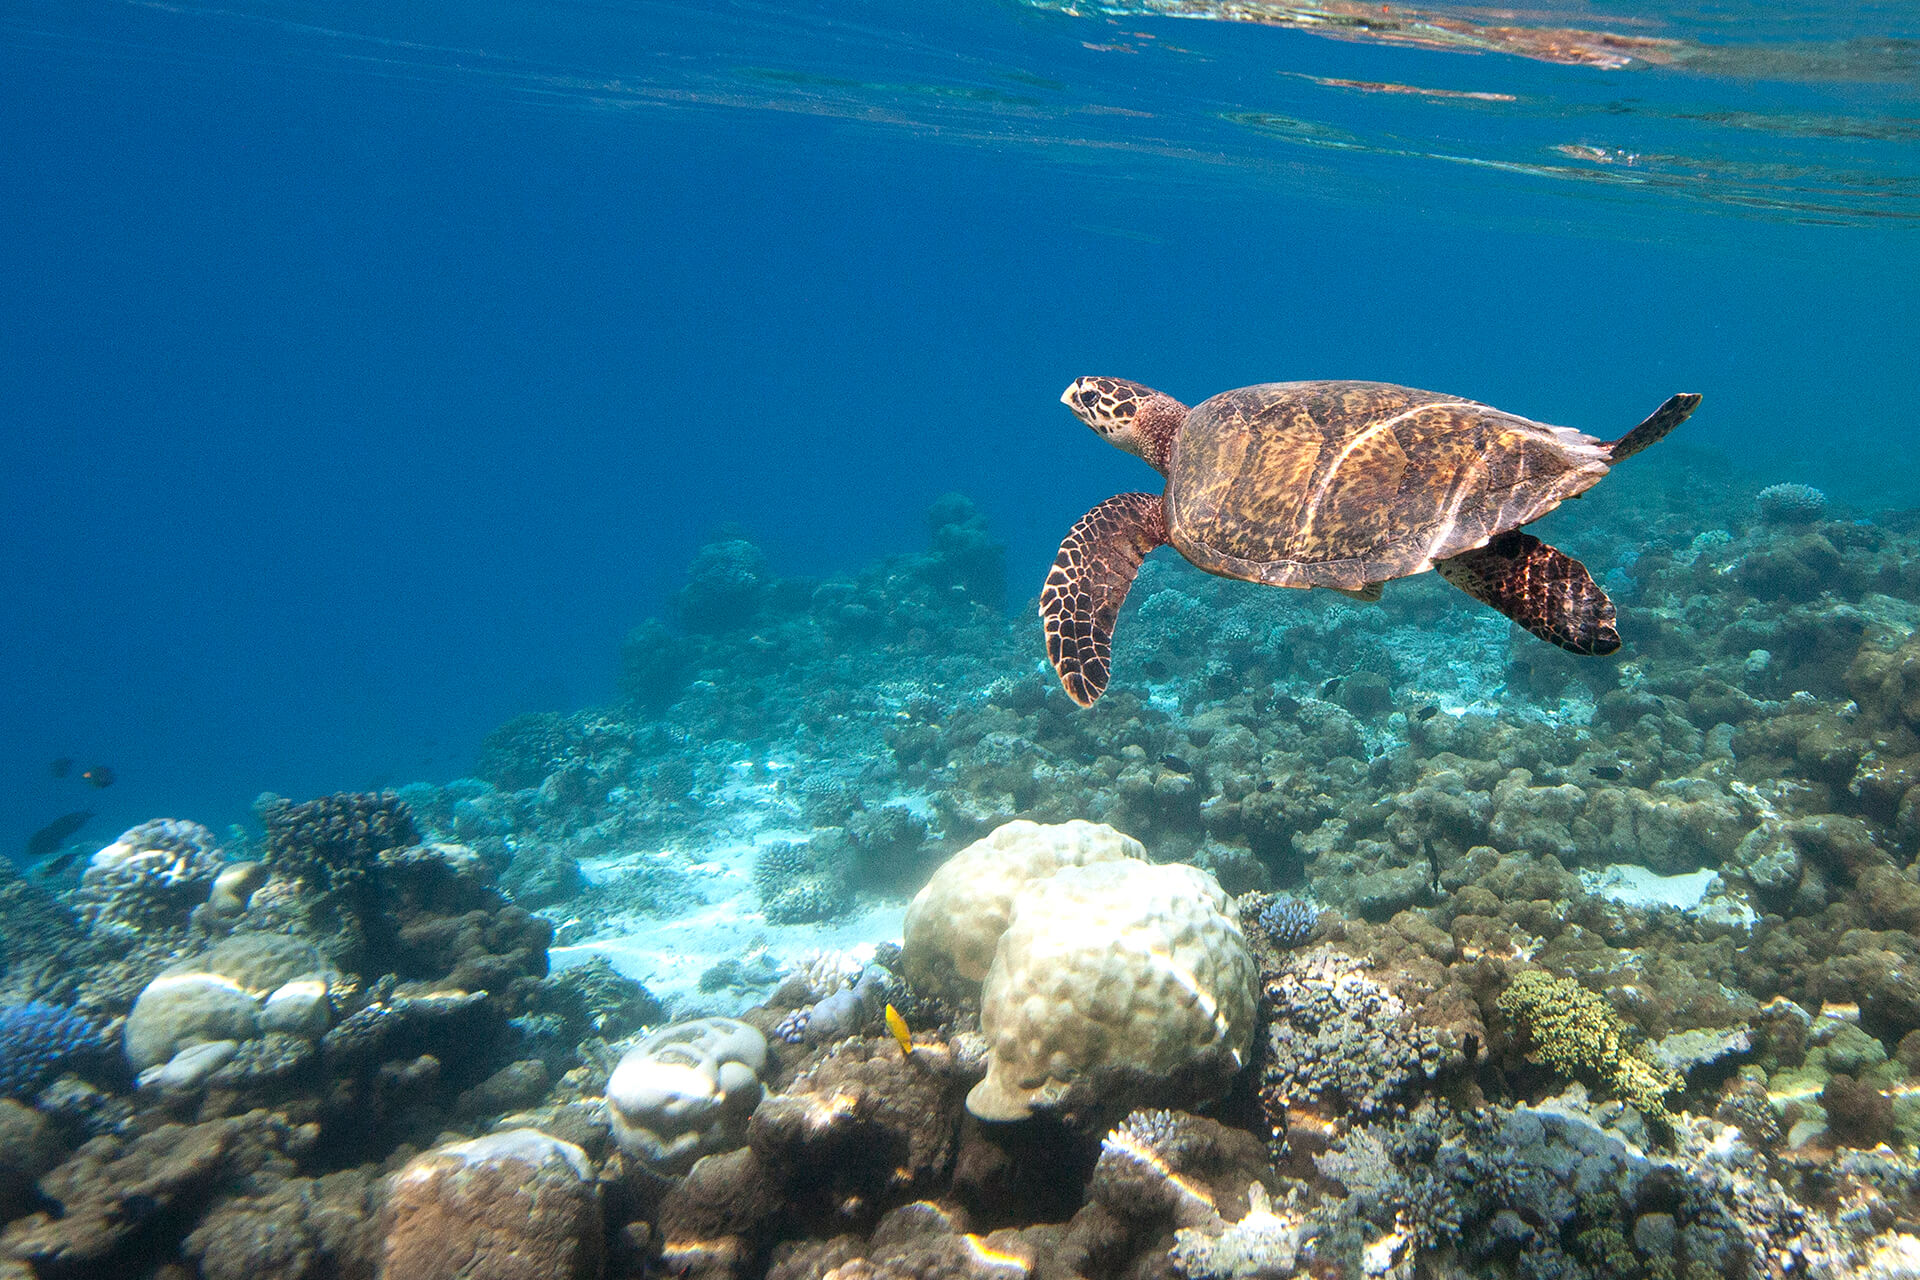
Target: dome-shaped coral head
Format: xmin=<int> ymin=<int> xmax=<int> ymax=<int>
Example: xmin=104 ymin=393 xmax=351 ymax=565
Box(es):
xmin=1061 ymin=377 xmax=1188 ymax=475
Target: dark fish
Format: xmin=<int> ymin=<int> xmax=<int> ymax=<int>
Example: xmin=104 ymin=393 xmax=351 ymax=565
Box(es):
xmin=1320 ymin=677 xmax=1343 ymax=698
xmin=49 ymin=757 xmax=74 ymax=778
xmin=81 ymin=765 xmax=115 ymax=788
xmin=1160 ymin=754 xmax=1193 ymax=775
xmin=1589 ymin=763 xmax=1625 ymax=780
xmin=27 ymin=810 xmax=92 ymax=862
xmin=1257 ymin=779 xmax=1276 ymax=792
xmin=1272 ymin=695 xmax=1300 ymax=716
xmin=1416 ymin=705 xmax=1439 ymax=722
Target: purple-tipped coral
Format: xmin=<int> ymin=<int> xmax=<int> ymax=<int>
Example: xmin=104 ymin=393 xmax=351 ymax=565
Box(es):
xmin=0 ymin=1002 xmax=101 ymax=1100
xmin=1258 ymin=895 xmax=1320 ymax=949
xmin=1756 ymin=482 xmax=1827 ymax=524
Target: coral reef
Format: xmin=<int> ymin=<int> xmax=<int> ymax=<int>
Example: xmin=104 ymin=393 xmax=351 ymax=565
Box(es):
xmin=1254 ymin=894 xmax=1320 ymax=950
xmin=17 ymin=486 xmax=1920 ymax=1278
xmin=900 ymin=818 xmax=1146 ymax=1005
xmin=1260 ymin=944 xmax=1463 ymax=1124
xmin=258 ymin=790 xmax=419 ymax=899
xmin=753 ymin=840 xmax=853 ymax=925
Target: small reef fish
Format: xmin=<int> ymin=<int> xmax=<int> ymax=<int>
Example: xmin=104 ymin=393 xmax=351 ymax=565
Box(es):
xmin=1159 ymin=754 xmax=1193 ymax=774
xmin=27 ymin=810 xmax=92 ymax=865
xmin=81 ymin=765 xmax=116 ymax=788
xmin=1415 ymin=705 xmax=1439 ymax=721
xmin=1271 ymin=694 xmax=1301 ymax=716
xmin=884 ymin=1003 xmax=912 ymax=1057
xmin=48 ymin=757 xmax=74 ymax=778
xmin=1319 ymin=677 xmax=1344 ymax=698
xmin=1589 ymin=763 xmax=1625 ymax=780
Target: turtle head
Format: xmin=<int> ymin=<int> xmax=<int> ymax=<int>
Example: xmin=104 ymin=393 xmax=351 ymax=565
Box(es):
xmin=1061 ymin=377 xmax=1188 ymax=475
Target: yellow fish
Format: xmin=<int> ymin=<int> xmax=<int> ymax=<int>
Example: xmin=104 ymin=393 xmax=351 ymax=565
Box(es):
xmin=884 ymin=1003 xmax=912 ymax=1056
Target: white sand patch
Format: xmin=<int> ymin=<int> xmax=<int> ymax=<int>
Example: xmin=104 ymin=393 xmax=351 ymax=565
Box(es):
xmin=1581 ymin=863 xmax=1758 ymax=929
xmin=547 ymin=763 xmax=912 ymax=1015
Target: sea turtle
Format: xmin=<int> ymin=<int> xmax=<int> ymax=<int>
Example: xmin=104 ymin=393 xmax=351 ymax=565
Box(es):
xmin=1040 ymin=378 xmax=1701 ymax=706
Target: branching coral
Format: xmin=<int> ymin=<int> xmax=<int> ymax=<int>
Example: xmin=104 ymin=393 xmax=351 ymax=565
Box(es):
xmin=751 ymin=841 xmax=852 ymax=924
xmin=1256 ymin=896 xmax=1320 ymax=950
xmin=1755 ymin=483 xmax=1828 ymax=525
xmin=259 ymin=791 xmax=419 ymax=898
xmin=1497 ymin=969 xmax=1680 ymax=1125
xmin=0 ymin=1002 xmax=102 ymax=1100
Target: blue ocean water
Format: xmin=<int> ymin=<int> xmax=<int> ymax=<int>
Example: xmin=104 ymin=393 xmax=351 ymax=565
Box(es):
xmin=1 ymin=0 xmax=1914 ymax=850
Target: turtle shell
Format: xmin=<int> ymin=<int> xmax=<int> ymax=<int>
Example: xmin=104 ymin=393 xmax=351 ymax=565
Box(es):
xmin=1165 ymin=380 xmax=1615 ymax=591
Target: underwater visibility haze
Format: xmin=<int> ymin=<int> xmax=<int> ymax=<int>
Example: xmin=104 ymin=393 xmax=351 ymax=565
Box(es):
xmin=2 ymin=1 xmax=1920 ymax=1277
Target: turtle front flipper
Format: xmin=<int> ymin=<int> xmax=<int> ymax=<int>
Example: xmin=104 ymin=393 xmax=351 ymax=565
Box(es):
xmin=1041 ymin=492 xmax=1169 ymax=706
xmin=1436 ymin=531 xmax=1620 ymax=656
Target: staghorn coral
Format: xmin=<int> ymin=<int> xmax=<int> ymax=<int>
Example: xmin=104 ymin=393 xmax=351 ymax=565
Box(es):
xmin=1051 ymin=1107 xmax=1277 ymax=1278
xmin=1497 ymin=969 xmax=1681 ymax=1126
xmin=1169 ymin=1182 xmax=1309 ymax=1279
xmin=0 ymin=860 xmax=84 ymax=979
xmin=529 ymin=954 xmax=663 ymax=1042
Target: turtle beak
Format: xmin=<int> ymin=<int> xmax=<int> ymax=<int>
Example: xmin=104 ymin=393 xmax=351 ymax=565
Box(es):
xmin=1060 ymin=380 xmax=1097 ymax=428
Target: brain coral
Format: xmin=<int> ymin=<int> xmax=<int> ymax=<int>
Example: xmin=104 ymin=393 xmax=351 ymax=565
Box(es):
xmin=901 ymin=819 xmax=1145 ymax=1004
xmin=968 ymin=858 xmax=1256 ymax=1123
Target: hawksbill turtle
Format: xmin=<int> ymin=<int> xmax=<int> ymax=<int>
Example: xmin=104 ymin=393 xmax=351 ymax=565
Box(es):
xmin=1040 ymin=377 xmax=1701 ymax=707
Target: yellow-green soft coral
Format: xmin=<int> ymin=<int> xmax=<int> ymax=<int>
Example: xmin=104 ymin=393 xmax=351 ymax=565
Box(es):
xmin=1496 ymin=969 xmax=1681 ymax=1125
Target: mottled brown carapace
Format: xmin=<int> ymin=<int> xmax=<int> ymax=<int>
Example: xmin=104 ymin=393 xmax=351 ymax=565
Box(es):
xmin=1040 ymin=378 xmax=1699 ymax=705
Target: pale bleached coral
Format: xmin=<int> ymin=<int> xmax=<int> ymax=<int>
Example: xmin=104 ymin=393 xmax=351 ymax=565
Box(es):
xmin=968 ymin=858 xmax=1255 ymax=1122
xmin=901 ymin=818 xmax=1145 ymax=1004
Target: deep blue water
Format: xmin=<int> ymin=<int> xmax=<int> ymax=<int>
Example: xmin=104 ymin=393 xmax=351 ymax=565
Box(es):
xmin=3 ymin=0 xmax=1916 ymax=853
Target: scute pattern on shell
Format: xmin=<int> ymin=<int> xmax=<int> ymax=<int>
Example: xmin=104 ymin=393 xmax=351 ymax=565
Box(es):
xmin=1166 ymin=380 xmax=1614 ymax=591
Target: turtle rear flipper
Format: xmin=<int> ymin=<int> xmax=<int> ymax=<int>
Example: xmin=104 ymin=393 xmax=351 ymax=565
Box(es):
xmin=1606 ymin=392 xmax=1701 ymax=463
xmin=1041 ymin=492 xmax=1168 ymax=706
xmin=1436 ymin=531 xmax=1620 ymax=656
